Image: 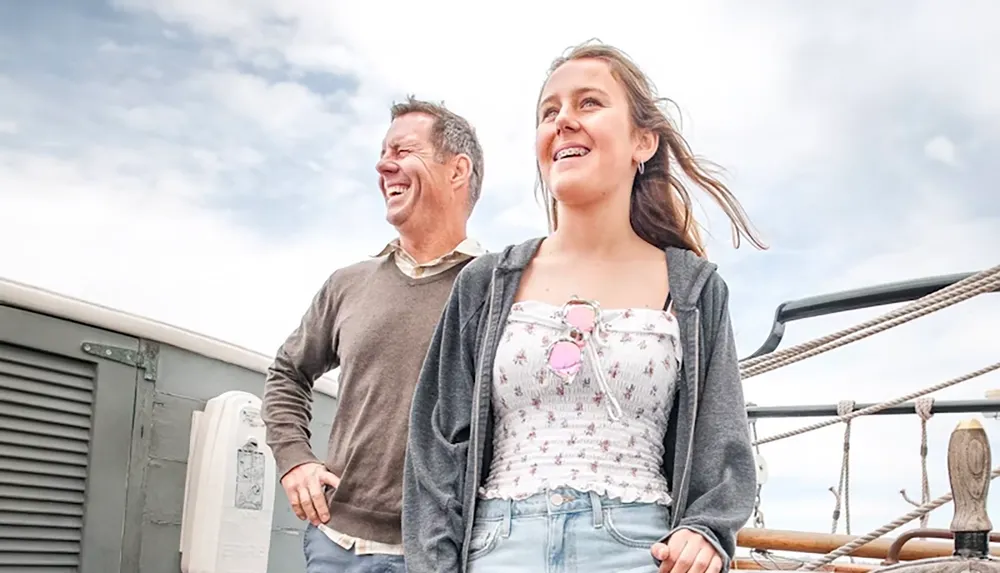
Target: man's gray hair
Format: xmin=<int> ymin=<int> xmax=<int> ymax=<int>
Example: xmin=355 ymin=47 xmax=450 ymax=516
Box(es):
xmin=390 ymin=95 xmax=485 ymax=211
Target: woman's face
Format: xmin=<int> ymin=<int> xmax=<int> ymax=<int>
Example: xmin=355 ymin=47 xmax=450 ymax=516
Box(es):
xmin=536 ymin=58 xmax=639 ymax=208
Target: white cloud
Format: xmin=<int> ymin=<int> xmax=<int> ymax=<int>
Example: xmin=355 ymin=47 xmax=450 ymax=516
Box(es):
xmin=121 ymin=0 xmax=840 ymax=201
xmin=2 ymin=0 xmax=998 ymax=550
xmin=0 ymin=150 xmax=379 ymax=354
xmin=924 ymin=135 xmax=959 ymax=167
xmin=187 ymin=70 xmax=349 ymax=140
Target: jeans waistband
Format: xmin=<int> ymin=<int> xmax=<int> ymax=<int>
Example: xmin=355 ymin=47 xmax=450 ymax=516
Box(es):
xmin=477 ymin=487 xmax=620 ymax=539
xmin=475 ymin=487 xmax=657 ymax=523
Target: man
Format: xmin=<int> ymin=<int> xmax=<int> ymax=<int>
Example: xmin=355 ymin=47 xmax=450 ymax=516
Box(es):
xmin=261 ymin=96 xmax=485 ymax=572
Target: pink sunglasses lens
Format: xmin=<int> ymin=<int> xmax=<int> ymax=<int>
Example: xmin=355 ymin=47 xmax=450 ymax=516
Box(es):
xmin=565 ymin=305 xmax=596 ymax=333
xmin=549 ymin=340 xmax=582 ymax=377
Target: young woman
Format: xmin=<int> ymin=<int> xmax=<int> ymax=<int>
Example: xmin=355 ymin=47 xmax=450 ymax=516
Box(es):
xmin=402 ymin=41 xmax=767 ymax=573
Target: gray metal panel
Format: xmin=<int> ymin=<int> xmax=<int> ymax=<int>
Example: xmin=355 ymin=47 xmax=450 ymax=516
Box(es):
xmin=0 ymin=305 xmax=139 ymax=573
xmin=0 ymin=342 xmax=90 ymax=571
xmin=0 ymin=303 xmax=344 ymax=572
xmin=133 ymin=343 xmax=340 ymax=572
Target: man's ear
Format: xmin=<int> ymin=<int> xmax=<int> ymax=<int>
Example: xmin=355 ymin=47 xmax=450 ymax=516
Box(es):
xmin=450 ymin=153 xmax=472 ymax=192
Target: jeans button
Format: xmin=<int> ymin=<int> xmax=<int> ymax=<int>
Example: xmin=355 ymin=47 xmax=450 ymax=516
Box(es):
xmin=549 ymin=493 xmax=564 ymax=506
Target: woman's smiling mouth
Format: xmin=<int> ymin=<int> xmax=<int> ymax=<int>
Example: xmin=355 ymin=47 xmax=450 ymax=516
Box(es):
xmin=553 ymin=146 xmax=591 ymax=161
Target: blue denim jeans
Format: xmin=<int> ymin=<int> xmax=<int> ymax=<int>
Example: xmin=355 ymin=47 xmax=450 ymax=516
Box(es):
xmin=468 ymin=487 xmax=670 ymax=572
xmin=303 ymin=523 xmax=406 ymax=573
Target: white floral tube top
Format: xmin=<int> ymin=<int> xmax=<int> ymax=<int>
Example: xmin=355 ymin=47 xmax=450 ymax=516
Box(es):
xmin=478 ymin=299 xmax=683 ymax=506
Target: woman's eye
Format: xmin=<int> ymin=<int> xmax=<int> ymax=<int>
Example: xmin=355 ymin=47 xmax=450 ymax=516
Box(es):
xmin=581 ymin=97 xmax=600 ymax=107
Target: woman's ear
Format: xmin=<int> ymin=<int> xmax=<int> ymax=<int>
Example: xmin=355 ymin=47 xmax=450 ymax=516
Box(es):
xmin=635 ymin=129 xmax=660 ymax=165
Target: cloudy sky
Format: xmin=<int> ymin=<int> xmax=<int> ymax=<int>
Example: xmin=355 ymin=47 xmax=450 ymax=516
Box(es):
xmin=1 ymin=0 xmax=998 ymax=550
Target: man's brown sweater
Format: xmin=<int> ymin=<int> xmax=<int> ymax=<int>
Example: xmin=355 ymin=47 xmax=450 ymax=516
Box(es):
xmin=262 ymin=255 xmax=469 ymax=544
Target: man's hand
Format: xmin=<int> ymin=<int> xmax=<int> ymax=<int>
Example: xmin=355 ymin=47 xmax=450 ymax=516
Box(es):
xmin=280 ymin=461 xmax=340 ymax=525
xmin=651 ymin=528 xmax=723 ymax=573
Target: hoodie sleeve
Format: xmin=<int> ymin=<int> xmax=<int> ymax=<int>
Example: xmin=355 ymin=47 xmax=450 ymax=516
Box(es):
xmin=402 ymin=268 xmax=481 ymax=573
xmin=663 ymin=276 xmax=756 ymax=571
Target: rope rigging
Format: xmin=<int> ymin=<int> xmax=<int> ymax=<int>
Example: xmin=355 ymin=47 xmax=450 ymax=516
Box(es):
xmin=748 ymin=412 xmax=767 ymax=530
xmin=829 ymin=400 xmax=854 ymax=537
xmin=752 ymin=361 xmax=1000 ymax=447
xmin=801 ymin=466 xmax=1000 ymax=571
xmin=739 ymin=265 xmax=1000 ymax=379
xmin=898 ymin=397 xmax=934 ymax=528
xmin=738 ymin=264 xmax=1000 ymax=571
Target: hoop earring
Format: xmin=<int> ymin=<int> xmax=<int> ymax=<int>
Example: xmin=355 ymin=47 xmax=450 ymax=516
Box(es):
xmin=637 ymin=161 xmax=645 ymax=175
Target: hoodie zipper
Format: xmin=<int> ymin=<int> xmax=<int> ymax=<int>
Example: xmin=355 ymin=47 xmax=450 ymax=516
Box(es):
xmin=462 ymin=268 xmax=498 ymax=568
xmin=673 ymin=307 xmax=701 ymax=529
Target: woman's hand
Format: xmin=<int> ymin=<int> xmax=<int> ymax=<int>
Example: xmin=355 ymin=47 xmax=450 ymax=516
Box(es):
xmin=651 ymin=529 xmax=723 ymax=573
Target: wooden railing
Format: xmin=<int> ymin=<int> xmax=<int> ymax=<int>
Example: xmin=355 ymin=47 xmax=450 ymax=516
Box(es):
xmin=736 ymin=528 xmax=1000 ymax=563
xmin=734 ymin=418 xmax=998 ymax=572
xmin=734 ymin=556 xmax=874 ymax=573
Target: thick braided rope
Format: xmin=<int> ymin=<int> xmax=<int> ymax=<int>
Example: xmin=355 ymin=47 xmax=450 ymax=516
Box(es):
xmin=800 ymin=466 xmax=1000 ymax=571
xmin=740 ymin=269 xmax=1000 ymax=379
xmin=753 ymin=362 xmax=1000 ymax=446
xmin=742 ymin=274 xmax=1000 ymax=379
xmin=740 ymin=266 xmax=1000 ymax=371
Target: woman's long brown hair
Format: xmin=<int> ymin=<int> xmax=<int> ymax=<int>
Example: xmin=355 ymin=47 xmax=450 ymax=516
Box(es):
xmin=537 ymin=41 xmax=768 ymax=257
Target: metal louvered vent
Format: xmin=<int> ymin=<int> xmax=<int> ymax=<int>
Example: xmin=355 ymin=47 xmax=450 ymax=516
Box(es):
xmin=0 ymin=342 xmax=94 ymax=572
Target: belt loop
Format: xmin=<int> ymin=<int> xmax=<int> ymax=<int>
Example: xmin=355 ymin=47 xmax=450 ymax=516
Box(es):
xmin=589 ymin=491 xmax=604 ymax=529
xmin=502 ymin=499 xmax=512 ymax=538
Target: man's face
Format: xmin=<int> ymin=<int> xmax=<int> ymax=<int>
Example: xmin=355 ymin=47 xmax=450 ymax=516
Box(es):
xmin=376 ymin=112 xmax=452 ymax=232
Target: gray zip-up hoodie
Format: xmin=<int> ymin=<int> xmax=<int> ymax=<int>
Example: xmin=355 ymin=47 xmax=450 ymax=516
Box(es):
xmin=402 ymin=237 xmax=756 ymax=572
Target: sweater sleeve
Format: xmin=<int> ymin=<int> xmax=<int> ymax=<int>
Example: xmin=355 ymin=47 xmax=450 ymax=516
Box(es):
xmin=262 ymin=272 xmax=342 ymax=478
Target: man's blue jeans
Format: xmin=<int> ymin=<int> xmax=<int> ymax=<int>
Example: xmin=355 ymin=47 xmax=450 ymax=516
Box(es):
xmin=303 ymin=524 xmax=406 ymax=573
